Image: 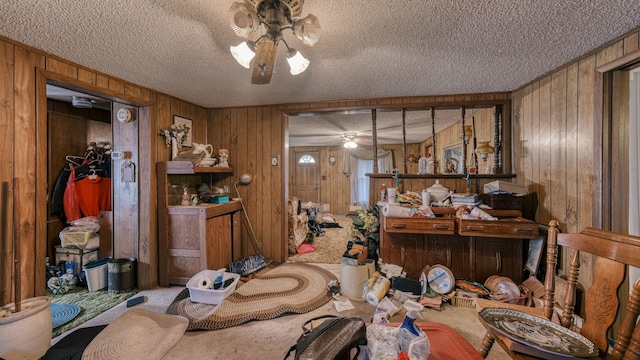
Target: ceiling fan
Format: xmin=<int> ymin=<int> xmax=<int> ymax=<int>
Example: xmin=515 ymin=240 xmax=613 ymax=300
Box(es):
xmin=228 ymin=0 xmax=321 ymax=84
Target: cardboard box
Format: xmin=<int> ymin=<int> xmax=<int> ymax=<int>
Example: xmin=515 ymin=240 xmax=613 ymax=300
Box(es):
xmin=483 ymin=180 xmax=527 ymax=195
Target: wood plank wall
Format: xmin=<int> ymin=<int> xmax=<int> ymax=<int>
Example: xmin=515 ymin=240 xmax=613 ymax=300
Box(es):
xmin=209 ymin=94 xmax=510 ymax=263
xmin=288 ymin=143 xmax=422 ymax=215
xmin=0 ymin=36 xmax=209 ymax=303
xmin=511 ymin=28 xmax=640 ymax=289
xmin=2 ymin=25 xmax=638 ymax=305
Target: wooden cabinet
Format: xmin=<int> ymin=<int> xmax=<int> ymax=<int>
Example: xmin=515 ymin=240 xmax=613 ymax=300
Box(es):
xmin=380 ymin=209 xmax=537 ymax=284
xmin=426 ymin=234 xmax=472 ymax=280
xmin=157 ymin=161 xmax=241 ymax=286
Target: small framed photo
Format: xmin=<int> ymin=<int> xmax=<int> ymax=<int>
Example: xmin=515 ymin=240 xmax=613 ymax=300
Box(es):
xmin=173 ymin=116 xmax=193 ymax=147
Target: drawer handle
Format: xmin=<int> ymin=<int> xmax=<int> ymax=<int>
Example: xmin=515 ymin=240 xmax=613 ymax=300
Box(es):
xmin=446 ymin=249 xmax=452 ymax=268
xmin=467 ymin=226 xmax=485 ymax=231
xmin=391 ymin=223 xmax=407 ymax=229
xmin=432 ymin=224 xmax=450 ymax=230
xmin=496 ymin=251 xmax=502 ymax=273
xmin=515 ymin=228 xmax=534 ymax=233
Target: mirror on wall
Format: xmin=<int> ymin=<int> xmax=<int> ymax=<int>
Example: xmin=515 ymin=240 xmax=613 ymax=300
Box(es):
xmin=288 ymin=106 xmax=498 ymax=175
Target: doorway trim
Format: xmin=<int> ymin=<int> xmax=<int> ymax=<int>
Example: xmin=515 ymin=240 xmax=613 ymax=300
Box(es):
xmin=36 ymin=69 xmax=157 ymax=290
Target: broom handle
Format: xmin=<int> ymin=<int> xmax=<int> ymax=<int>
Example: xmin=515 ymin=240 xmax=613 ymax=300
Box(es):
xmin=235 ymin=182 xmax=261 ymax=255
xmin=13 ymin=178 xmax=21 ymax=313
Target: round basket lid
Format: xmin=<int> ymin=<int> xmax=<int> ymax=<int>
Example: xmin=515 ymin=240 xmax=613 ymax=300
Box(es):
xmin=427 ymin=265 xmax=455 ymax=294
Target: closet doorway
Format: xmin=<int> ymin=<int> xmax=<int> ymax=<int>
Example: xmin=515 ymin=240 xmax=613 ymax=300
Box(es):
xmin=46 ymin=85 xmax=140 ymax=277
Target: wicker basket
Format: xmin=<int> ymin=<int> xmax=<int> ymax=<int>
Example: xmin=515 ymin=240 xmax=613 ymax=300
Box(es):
xmin=61 ymin=231 xmax=92 ymax=248
xmin=481 ymin=193 xmax=524 ymax=210
xmin=452 ymin=296 xmax=475 ymax=308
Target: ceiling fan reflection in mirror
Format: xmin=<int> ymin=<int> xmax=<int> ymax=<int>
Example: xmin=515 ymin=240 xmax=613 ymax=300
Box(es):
xmin=343 ymin=133 xmax=358 ymax=149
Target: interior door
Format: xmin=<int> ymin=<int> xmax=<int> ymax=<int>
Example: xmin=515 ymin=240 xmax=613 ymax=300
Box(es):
xmin=111 ymin=103 xmax=139 ymax=259
xmin=293 ymin=151 xmax=320 ymax=203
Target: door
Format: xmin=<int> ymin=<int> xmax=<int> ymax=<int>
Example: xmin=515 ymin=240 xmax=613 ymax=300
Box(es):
xmin=111 ymin=103 xmax=139 ymax=259
xmin=293 ymin=151 xmax=320 ymax=203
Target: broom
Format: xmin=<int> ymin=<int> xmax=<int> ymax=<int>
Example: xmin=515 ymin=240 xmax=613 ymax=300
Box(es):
xmin=228 ymin=173 xmax=272 ymax=276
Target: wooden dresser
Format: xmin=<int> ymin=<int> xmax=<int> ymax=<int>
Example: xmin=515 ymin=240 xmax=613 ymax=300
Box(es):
xmin=380 ymin=207 xmax=538 ymax=283
xmin=157 ymin=161 xmax=241 ymax=286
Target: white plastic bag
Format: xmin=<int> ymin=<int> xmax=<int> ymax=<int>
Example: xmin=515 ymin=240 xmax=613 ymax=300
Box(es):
xmin=366 ymin=324 xmax=399 ymax=360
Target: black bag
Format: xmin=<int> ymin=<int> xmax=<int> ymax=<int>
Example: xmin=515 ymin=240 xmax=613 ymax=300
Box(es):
xmin=284 ymin=315 xmax=367 ymax=360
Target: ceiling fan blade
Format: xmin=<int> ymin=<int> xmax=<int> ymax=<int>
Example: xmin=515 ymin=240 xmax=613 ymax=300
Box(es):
xmin=251 ymin=41 xmax=278 ymax=85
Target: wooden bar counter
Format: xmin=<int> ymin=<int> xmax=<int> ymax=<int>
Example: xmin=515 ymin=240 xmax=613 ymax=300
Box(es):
xmin=380 ymin=207 xmax=538 ymax=283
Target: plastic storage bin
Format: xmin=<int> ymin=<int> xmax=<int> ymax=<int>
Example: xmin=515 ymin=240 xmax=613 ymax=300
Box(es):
xmin=186 ymin=270 xmax=240 ymax=305
xmin=83 ymin=257 xmax=111 ymax=291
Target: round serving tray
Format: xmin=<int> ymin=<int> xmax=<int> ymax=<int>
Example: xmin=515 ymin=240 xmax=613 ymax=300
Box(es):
xmin=479 ymin=308 xmax=597 ymax=358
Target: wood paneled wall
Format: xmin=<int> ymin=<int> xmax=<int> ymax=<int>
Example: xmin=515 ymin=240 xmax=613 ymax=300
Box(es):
xmin=2 ymin=24 xmax=638 ymax=306
xmin=0 ymin=36 xmax=208 ymax=303
xmin=209 ymin=94 xmax=510 ymax=264
xmin=511 ymin=28 xmax=640 ymax=289
xmin=288 ymin=143 xmax=422 ymax=215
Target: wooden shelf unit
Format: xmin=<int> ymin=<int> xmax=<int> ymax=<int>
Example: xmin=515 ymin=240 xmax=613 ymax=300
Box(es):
xmin=157 ymin=161 xmax=241 ymax=286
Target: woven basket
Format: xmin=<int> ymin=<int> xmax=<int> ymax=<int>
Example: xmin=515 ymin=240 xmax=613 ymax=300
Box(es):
xmin=61 ymin=231 xmax=92 ymax=248
xmin=452 ymin=296 xmax=475 ymax=308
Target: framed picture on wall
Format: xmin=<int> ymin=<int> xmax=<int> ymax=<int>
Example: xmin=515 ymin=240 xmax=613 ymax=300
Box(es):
xmin=173 ymin=116 xmax=193 ymax=147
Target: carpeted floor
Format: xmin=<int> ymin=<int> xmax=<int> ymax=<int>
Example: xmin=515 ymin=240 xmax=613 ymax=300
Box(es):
xmin=287 ymin=214 xmax=352 ymax=264
xmin=52 ymin=263 xmax=510 ymax=360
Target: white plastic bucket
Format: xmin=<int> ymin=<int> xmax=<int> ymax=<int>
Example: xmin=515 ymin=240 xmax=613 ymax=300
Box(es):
xmin=340 ymin=260 xmax=375 ymax=300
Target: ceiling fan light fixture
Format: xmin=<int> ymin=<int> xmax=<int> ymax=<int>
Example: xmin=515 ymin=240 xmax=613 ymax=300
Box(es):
xmin=293 ymin=14 xmax=321 ymax=46
xmin=286 ymin=48 xmax=309 ymax=75
xmin=343 ymin=133 xmax=358 ymax=148
xmin=228 ymin=2 xmax=259 ymax=37
xmin=228 ymin=0 xmax=320 ymax=83
xmin=230 ymin=41 xmax=256 ymax=68
xmin=343 ymin=141 xmax=357 ymax=149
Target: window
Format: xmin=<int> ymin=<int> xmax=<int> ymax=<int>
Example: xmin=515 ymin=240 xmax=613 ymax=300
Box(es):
xmin=298 ymin=154 xmax=316 ymax=164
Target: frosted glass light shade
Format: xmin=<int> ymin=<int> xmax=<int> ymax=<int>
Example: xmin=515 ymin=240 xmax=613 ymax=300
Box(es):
xmin=293 ymin=14 xmax=321 ymax=46
xmin=230 ymin=42 xmax=256 ymax=68
xmin=287 ymin=49 xmax=310 ymax=75
xmin=343 ymin=141 xmax=357 ymax=149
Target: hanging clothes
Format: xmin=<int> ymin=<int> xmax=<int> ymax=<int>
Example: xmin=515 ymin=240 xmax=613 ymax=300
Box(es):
xmin=63 ymin=168 xmax=82 ymax=221
xmin=74 ymin=175 xmax=112 ymax=216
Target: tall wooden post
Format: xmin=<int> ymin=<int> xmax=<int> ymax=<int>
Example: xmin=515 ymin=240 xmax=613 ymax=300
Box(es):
xmin=431 ymin=108 xmax=437 ymax=174
xmin=461 ymin=107 xmax=467 ymax=174
xmin=401 ymin=108 xmax=407 ymax=174
xmin=372 ymin=109 xmax=378 ymax=173
xmin=493 ymin=105 xmax=502 ymax=174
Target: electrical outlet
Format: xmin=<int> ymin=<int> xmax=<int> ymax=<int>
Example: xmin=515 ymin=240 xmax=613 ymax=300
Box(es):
xmin=271 ymin=156 xmax=278 ymax=166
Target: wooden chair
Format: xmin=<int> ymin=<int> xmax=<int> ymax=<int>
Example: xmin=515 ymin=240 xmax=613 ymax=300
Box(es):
xmin=477 ymin=220 xmax=640 ymax=359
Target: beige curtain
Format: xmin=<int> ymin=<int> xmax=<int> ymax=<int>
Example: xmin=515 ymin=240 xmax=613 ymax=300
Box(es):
xmin=342 ymin=147 xmax=393 ymax=177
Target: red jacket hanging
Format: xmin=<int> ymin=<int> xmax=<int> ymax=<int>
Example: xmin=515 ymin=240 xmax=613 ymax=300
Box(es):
xmin=74 ymin=175 xmax=112 ymax=216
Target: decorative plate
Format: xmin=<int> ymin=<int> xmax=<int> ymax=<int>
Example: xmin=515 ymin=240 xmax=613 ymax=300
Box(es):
xmin=479 ymin=308 xmax=597 ymax=358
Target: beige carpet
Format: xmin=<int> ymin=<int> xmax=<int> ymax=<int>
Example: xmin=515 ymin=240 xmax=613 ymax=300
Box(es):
xmin=287 ymin=215 xmax=352 ymax=264
xmin=52 ymin=263 xmax=509 ymax=360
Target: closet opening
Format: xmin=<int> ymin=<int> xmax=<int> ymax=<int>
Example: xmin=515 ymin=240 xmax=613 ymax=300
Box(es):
xmin=46 ymin=84 xmax=114 ymax=286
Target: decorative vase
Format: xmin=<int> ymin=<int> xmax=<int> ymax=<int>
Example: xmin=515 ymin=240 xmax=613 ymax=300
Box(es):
xmin=0 ymin=296 xmax=52 ymax=359
xmin=171 ymin=137 xmax=179 ymax=160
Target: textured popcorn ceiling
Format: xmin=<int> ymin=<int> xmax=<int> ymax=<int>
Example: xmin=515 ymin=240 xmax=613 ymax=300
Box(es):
xmin=2 ymin=0 xmax=639 ymax=145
